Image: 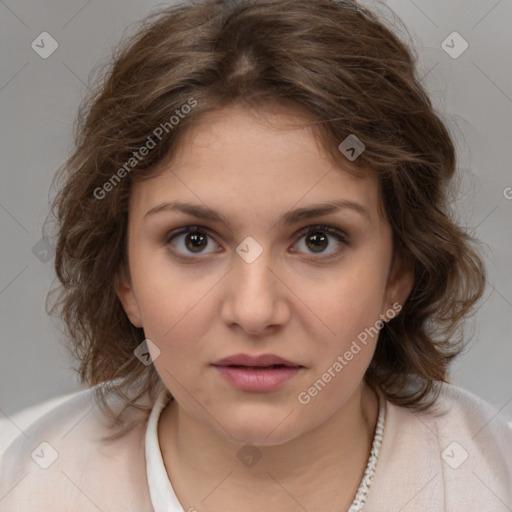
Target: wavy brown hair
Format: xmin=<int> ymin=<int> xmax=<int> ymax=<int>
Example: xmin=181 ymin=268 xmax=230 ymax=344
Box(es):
xmin=47 ymin=0 xmax=485 ymax=438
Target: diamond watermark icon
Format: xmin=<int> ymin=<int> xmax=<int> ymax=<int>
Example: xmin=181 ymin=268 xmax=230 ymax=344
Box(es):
xmin=31 ymin=441 xmax=59 ymax=469
xmin=32 ymin=236 xmax=54 ymax=263
xmin=338 ymin=134 xmax=365 ymax=161
xmin=237 ymin=445 xmax=262 ymax=468
xmin=134 ymin=338 xmax=161 ymax=366
xmin=236 ymin=236 xmax=263 ymax=264
xmin=441 ymin=32 xmax=468 ymax=59
xmin=31 ymin=32 xmax=59 ymax=59
xmin=441 ymin=441 xmax=469 ymax=469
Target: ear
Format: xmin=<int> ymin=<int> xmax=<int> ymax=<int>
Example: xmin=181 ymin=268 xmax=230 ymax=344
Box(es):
xmin=383 ymin=250 xmax=414 ymax=317
xmin=115 ymin=266 xmax=143 ymax=328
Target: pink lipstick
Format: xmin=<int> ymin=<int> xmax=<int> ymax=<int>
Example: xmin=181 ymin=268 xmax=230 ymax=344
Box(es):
xmin=212 ymin=353 xmax=303 ymax=392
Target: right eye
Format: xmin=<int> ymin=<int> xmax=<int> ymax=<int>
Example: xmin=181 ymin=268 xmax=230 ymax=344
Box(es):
xmin=166 ymin=226 xmax=222 ymax=257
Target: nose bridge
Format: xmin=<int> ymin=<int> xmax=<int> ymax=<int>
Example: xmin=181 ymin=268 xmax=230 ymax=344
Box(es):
xmin=222 ymin=240 xmax=288 ymax=332
xmin=233 ymin=245 xmax=274 ymax=298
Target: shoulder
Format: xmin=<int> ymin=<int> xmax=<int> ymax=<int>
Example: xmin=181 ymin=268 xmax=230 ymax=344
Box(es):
xmin=0 ymin=382 xmax=155 ymax=511
xmin=366 ymin=383 xmax=512 ymax=511
xmin=401 ymin=382 xmax=512 ymax=440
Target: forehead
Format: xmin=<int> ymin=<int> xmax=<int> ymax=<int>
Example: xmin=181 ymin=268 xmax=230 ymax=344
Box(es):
xmin=129 ymin=104 xmax=381 ymax=224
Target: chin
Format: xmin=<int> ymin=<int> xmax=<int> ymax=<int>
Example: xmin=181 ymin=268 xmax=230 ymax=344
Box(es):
xmin=216 ymin=409 xmax=307 ymax=447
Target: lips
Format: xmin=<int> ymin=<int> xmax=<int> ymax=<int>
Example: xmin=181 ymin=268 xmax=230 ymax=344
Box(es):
xmin=212 ymin=353 xmax=303 ymax=392
xmin=212 ymin=353 xmax=302 ymax=369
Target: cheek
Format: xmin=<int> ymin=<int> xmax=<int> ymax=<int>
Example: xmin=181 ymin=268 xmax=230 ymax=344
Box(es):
xmin=139 ymin=279 xmax=214 ymax=399
xmin=291 ymin=252 xmax=390 ymax=391
xmin=298 ymin=262 xmax=388 ymax=344
xmin=131 ymin=255 xmax=218 ymax=352
xmin=294 ymin=281 xmax=381 ymax=414
xmin=139 ymin=285 xmax=212 ymax=351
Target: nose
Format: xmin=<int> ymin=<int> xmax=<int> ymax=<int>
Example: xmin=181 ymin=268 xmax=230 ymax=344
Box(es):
xmin=220 ymin=249 xmax=290 ymax=336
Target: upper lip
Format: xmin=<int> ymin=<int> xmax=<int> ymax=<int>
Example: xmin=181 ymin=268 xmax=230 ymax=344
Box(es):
xmin=212 ymin=353 xmax=302 ymax=367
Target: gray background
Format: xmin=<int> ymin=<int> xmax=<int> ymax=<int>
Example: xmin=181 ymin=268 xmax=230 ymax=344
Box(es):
xmin=1 ymin=0 xmax=511 ymax=420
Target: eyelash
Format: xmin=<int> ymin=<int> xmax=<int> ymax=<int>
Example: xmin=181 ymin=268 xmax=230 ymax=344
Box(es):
xmin=165 ymin=224 xmax=348 ymax=262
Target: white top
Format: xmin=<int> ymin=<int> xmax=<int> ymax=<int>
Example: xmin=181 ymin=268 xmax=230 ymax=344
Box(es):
xmin=1 ymin=381 xmax=511 ymax=511
xmin=145 ymin=388 xmax=184 ymax=511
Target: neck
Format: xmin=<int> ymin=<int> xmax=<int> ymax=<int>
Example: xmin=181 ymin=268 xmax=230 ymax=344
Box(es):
xmin=158 ymin=383 xmax=379 ymax=511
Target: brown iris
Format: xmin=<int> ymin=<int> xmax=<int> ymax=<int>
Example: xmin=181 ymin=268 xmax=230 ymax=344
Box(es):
xmin=185 ymin=231 xmax=208 ymax=252
xmin=306 ymin=232 xmax=328 ymax=252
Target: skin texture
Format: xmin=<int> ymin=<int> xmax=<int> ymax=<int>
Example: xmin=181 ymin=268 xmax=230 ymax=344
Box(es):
xmin=116 ymin=104 xmax=413 ymax=510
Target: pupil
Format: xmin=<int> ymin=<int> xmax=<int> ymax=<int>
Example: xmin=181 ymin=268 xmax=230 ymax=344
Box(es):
xmin=186 ymin=231 xmax=207 ymax=252
xmin=307 ymin=232 xmax=328 ymax=252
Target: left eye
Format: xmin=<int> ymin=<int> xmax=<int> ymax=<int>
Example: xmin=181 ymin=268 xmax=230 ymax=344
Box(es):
xmin=167 ymin=227 xmax=219 ymax=255
xmin=292 ymin=225 xmax=347 ymax=256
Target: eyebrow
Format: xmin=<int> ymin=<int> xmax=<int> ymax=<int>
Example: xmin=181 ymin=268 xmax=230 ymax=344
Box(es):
xmin=144 ymin=199 xmax=370 ymax=228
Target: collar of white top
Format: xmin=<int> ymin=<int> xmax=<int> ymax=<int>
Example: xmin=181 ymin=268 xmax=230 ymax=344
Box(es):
xmin=145 ymin=388 xmax=183 ymax=512
xmin=145 ymin=388 xmax=386 ymax=512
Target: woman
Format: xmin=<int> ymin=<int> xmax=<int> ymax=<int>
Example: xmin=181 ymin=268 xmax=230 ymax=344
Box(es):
xmin=1 ymin=0 xmax=510 ymax=510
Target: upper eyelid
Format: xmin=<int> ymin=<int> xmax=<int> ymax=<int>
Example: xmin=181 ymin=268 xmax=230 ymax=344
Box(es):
xmin=166 ymin=223 xmax=346 ymax=236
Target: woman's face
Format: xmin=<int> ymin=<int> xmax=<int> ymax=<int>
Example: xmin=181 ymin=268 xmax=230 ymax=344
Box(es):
xmin=117 ymin=104 xmax=412 ymax=445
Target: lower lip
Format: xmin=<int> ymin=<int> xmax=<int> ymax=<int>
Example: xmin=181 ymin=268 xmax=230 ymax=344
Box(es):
xmin=213 ymin=365 xmax=302 ymax=392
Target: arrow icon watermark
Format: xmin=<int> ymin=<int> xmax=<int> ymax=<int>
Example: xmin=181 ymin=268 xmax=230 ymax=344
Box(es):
xmin=338 ymin=134 xmax=365 ymax=161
